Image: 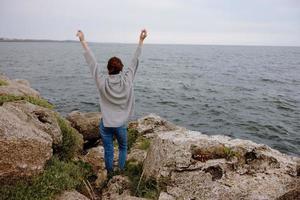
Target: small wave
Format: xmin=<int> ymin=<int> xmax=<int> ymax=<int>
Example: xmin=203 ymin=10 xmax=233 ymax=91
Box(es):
xmin=148 ymin=58 xmax=164 ymax=61
xmin=157 ymin=101 xmax=178 ymax=107
xmin=260 ymin=78 xmax=285 ymax=84
xmin=208 ymin=109 xmax=223 ymax=116
xmin=232 ymin=86 xmax=256 ymax=92
xmin=264 ymin=124 xmax=289 ymax=135
xmin=276 ymin=104 xmax=294 ymax=111
xmin=212 ymin=118 xmax=225 ymax=123
xmin=206 ymin=88 xmax=218 ymax=93
xmin=271 ymin=98 xmax=297 ymax=112
xmin=81 ymin=101 xmax=97 ymax=106
xmin=179 ymin=82 xmax=192 ymax=90
xmin=184 ymin=65 xmax=199 ymax=68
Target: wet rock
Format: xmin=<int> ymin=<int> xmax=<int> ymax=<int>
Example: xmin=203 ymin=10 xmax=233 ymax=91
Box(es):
xmin=0 ymin=101 xmax=57 ymax=180
xmin=55 ymin=190 xmax=90 ymax=200
xmin=66 ymin=111 xmax=101 ymax=141
xmin=143 ymin=129 xmax=299 ymax=200
xmin=0 ymin=74 xmax=40 ymax=97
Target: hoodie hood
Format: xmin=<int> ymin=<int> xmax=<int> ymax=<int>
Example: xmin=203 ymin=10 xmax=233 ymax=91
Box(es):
xmin=100 ymin=73 xmax=131 ymax=106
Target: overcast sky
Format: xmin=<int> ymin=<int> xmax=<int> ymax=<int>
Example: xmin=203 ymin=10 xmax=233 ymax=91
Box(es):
xmin=1 ymin=0 xmax=300 ymax=46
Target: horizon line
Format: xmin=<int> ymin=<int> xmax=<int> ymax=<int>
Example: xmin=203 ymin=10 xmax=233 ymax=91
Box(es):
xmin=1 ymin=37 xmax=299 ymax=48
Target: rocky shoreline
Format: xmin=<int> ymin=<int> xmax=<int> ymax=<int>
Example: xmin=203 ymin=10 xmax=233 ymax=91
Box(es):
xmin=0 ymin=73 xmax=299 ymax=200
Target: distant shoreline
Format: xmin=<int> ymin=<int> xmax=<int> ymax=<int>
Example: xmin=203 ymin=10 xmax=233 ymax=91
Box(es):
xmin=1 ymin=38 xmax=299 ymax=47
xmin=0 ymin=38 xmax=77 ymax=43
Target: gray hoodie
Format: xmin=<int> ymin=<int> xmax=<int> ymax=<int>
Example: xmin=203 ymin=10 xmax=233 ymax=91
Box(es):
xmin=83 ymin=44 xmax=142 ymax=127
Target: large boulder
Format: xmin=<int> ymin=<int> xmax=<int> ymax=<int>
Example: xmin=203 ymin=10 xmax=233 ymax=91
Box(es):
xmin=55 ymin=190 xmax=90 ymax=200
xmin=0 ymin=74 xmax=40 ymax=97
xmin=66 ymin=111 xmax=101 ymax=141
xmin=143 ymin=129 xmax=299 ymax=200
xmin=126 ymin=114 xmax=179 ymax=164
xmin=0 ymin=101 xmax=62 ymax=180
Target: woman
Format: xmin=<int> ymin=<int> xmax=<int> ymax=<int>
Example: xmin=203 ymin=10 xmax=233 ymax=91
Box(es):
xmin=76 ymin=29 xmax=147 ymax=176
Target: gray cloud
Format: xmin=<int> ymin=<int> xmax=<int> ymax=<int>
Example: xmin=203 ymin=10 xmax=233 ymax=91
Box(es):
xmin=1 ymin=0 xmax=299 ymax=46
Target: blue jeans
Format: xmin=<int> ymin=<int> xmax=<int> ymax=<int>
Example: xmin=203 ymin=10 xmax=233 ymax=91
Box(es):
xmin=99 ymin=119 xmax=127 ymax=173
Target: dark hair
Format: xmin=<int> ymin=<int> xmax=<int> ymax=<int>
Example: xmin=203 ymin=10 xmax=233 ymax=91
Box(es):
xmin=107 ymin=57 xmax=123 ymax=75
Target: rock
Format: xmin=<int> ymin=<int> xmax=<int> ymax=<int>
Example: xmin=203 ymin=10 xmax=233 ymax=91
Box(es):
xmin=102 ymin=175 xmax=149 ymax=200
xmin=82 ymin=146 xmax=106 ymax=173
xmin=55 ymin=190 xmax=90 ymax=200
xmin=143 ymin=129 xmax=299 ymax=200
xmin=82 ymin=146 xmax=106 ymax=188
xmin=101 ymin=175 xmax=131 ymax=199
xmin=276 ymin=186 xmax=300 ymax=200
xmin=81 ymin=146 xmax=118 ymax=188
xmin=14 ymin=79 xmax=31 ymax=87
xmin=0 ymin=74 xmax=40 ymax=97
xmin=158 ymin=192 xmax=176 ymax=200
xmin=126 ymin=114 xmax=177 ymax=164
xmin=120 ymin=196 xmax=150 ymax=200
xmin=0 ymin=101 xmax=56 ymax=180
xmin=2 ymin=101 xmax=62 ymax=145
xmin=66 ymin=111 xmax=101 ymax=141
xmin=136 ymin=113 xmax=178 ymax=137
xmin=127 ymin=148 xmax=147 ymax=164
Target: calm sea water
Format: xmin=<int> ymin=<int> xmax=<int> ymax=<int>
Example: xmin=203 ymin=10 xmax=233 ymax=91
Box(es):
xmin=0 ymin=42 xmax=299 ymax=156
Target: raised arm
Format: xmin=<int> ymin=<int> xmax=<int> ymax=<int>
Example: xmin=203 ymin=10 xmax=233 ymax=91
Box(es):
xmin=126 ymin=29 xmax=147 ymax=81
xmin=76 ymin=30 xmax=101 ymax=88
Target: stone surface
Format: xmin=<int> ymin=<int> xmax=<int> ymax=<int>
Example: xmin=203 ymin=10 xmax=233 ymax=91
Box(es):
xmin=158 ymin=192 xmax=176 ymax=200
xmin=102 ymin=175 xmax=149 ymax=200
xmin=127 ymin=148 xmax=147 ymax=164
xmin=81 ymin=146 xmax=118 ymax=188
xmin=136 ymin=113 xmax=178 ymax=137
xmin=276 ymin=180 xmax=300 ymax=200
xmin=0 ymin=74 xmax=40 ymax=97
xmin=0 ymin=101 xmax=58 ymax=180
xmin=55 ymin=190 xmax=90 ymax=200
xmin=2 ymin=101 xmax=62 ymax=144
xmin=143 ymin=129 xmax=299 ymax=200
xmin=66 ymin=111 xmax=101 ymax=141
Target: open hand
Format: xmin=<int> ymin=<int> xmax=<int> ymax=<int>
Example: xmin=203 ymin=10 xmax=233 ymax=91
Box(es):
xmin=76 ymin=30 xmax=85 ymax=41
xmin=139 ymin=29 xmax=147 ymax=41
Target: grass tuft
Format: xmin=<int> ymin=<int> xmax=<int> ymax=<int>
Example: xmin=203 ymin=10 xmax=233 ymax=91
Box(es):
xmin=0 ymin=94 xmax=54 ymax=109
xmin=53 ymin=116 xmax=83 ymax=161
xmin=223 ymin=146 xmax=238 ymax=160
xmin=0 ymin=79 xmax=8 ymax=86
xmin=127 ymin=128 xmax=139 ymax=151
xmin=137 ymin=138 xmax=151 ymax=150
xmin=0 ymin=156 xmax=93 ymax=200
xmin=124 ymin=160 xmax=159 ymax=199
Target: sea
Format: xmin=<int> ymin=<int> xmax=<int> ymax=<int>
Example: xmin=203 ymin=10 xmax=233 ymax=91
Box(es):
xmin=0 ymin=42 xmax=299 ymax=156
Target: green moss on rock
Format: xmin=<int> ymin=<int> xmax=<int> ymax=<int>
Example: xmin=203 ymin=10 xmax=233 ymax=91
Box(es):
xmin=124 ymin=159 xmax=159 ymax=199
xmin=137 ymin=137 xmax=151 ymax=150
xmin=0 ymin=156 xmax=93 ymax=200
xmin=54 ymin=116 xmax=83 ymax=161
xmin=0 ymin=94 xmax=54 ymax=109
xmin=0 ymin=79 xmax=8 ymax=86
xmin=127 ymin=128 xmax=139 ymax=151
